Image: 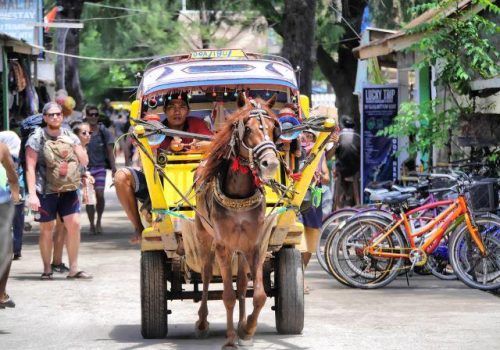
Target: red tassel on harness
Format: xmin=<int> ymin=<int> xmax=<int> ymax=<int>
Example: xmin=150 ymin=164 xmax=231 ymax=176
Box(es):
xmin=290 ymin=172 xmax=302 ymax=181
xmin=252 ymin=170 xmax=263 ymax=187
xmin=230 ymin=157 xmax=249 ymax=174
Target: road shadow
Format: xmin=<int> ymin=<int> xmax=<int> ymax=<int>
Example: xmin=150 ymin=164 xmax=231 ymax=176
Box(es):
xmin=107 ymin=323 xmax=308 ymax=350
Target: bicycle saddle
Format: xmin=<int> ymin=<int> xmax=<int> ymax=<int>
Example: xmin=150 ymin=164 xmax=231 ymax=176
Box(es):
xmin=365 ymin=180 xmax=393 ymax=190
xmin=391 ymin=185 xmax=417 ymax=193
xmin=369 ymin=190 xmax=401 ymax=202
xmin=381 ymin=193 xmax=413 ymax=205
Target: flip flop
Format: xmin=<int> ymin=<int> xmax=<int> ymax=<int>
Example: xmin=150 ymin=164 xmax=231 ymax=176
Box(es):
xmin=41 ymin=272 xmax=53 ymax=280
xmin=67 ymin=271 xmax=93 ymax=280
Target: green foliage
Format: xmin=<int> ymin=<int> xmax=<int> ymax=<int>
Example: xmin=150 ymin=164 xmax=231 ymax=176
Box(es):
xmin=378 ymin=100 xmax=459 ymax=167
xmin=407 ymin=0 xmax=500 ymax=98
xmin=80 ymin=1 xmax=182 ymax=103
xmin=369 ymin=0 xmax=430 ymax=29
xmin=315 ymin=1 xmax=345 ymax=54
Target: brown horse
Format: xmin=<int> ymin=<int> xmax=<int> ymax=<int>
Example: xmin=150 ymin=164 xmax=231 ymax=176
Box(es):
xmin=194 ymin=95 xmax=281 ymax=349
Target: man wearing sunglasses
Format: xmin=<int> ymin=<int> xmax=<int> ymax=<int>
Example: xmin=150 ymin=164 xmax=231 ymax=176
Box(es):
xmin=25 ymin=102 xmax=91 ymax=279
xmin=84 ymin=105 xmax=116 ymax=235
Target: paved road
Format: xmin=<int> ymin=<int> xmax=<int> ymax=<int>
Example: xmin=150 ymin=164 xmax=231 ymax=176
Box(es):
xmin=1 ymin=186 xmax=500 ymax=350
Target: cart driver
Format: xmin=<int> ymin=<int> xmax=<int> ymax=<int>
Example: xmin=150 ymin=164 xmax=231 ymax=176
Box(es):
xmin=114 ymin=94 xmax=213 ymax=244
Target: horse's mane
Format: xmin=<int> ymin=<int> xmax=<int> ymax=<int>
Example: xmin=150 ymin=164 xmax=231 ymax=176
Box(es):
xmin=198 ymin=97 xmax=277 ymax=183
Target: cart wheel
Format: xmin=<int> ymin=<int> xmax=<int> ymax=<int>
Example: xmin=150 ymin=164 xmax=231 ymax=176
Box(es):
xmin=275 ymin=247 xmax=304 ymax=334
xmin=141 ymin=251 xmax=168 ymax=338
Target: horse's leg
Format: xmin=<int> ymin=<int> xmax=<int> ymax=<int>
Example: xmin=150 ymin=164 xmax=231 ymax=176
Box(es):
xmin=236 ymin=253 xmax=248 ymax=331
xmin=238 ymin=248 xmax=267 ymax=343
xmin=195 ymin=226 xmax=213 ymax=337
xmin=215 ymin=244 xmax=237 ymax=349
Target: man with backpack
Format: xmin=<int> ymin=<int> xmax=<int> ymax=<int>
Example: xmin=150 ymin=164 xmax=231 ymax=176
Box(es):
xmin=25 ymin=102 xmax=91 ymax=280
xmin=84 ymin=105 xmax=116 ymax=235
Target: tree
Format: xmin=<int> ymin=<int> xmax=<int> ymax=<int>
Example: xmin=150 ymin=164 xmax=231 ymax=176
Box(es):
xmin=281 ymin=0 xmax=317 ymax=97
xmin=79 ymin=1 xmax=181 ymax=103
xmin=55 ymin=0 xmax=105 ymax=109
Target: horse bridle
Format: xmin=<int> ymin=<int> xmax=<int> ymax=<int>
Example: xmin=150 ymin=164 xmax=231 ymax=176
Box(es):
xmin=228 ymin=100 xmax=279 ymax=171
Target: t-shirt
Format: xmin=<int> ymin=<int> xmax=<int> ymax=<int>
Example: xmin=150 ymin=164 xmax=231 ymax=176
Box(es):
xmin=0 ymin=131 xmax=21 ymax=159
xmin=159 ymin=117 xmax=212 ymax=150
xmin=335 ymin=128 xmax=360 ymax=177
xmin=87 ymin=124 xmax=113 ymax=168
xmin=26 ymin=127 xmax=81 ymax=194
xmin=0 ymin=163 xmax=9 ymax=204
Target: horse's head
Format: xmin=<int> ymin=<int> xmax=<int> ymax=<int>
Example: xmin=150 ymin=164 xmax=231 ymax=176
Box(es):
xmin=235 ymin=94 xmax=280 ymax=181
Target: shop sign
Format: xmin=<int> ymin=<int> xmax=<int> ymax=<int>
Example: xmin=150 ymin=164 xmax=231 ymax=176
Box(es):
xmin=361 ymin=85 xmax=399 ymax=203
xmin=0 ymin=0 xmax=43 ymax=46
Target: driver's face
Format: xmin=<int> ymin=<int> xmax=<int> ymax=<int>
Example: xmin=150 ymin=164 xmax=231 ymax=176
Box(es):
xmin=164 ymin=100 xmax=189 ymax=128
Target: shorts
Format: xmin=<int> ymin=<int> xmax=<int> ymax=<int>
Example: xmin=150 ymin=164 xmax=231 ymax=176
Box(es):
xmin=301 ymin=204 xmax=323 ymax=229
xmin=89 ymin=167 xmax=107 ymax=190
xmin=36 ymin=191 xmax=80 ymax=223
xmin=128 ymin=168 xmax=149 ymax=203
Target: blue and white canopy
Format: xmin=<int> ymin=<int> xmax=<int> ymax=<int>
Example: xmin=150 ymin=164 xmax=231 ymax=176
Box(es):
xmin=138 ymin=50 xmax=298 ymax=98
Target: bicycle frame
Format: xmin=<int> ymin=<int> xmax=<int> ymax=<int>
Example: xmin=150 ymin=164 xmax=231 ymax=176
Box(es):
xmin=367 ymin=195 xmax=487 ymax=258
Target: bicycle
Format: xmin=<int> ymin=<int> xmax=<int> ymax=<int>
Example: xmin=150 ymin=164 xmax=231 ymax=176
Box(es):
xmin=329 ymin=174 xmax=500 ymax=290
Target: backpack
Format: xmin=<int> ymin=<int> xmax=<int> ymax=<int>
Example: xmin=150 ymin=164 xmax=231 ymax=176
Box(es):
xmin=19 ymin=114 xmax=44 ymax=188
xmin=43 ymin=133 xmax=81 ymax=193
xmin=19 ymin=114 xmax=44 ymax=166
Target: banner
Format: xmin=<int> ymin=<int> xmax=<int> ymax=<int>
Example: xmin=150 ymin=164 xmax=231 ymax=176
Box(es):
xmin=361 ymin=86 xmax=398 ymax=203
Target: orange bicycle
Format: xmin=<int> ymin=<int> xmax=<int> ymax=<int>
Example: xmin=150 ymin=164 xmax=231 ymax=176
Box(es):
xmin=330 ymin=174 xmax=500 ymax=290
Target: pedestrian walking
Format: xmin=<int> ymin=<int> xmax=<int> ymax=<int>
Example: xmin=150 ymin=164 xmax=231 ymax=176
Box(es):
xmin=0 ymin=131 xmax=24 ymax=260
xmin=25 ymin=102 xmax=92 ymax=280
xmin=326 ymin=115 xmax=360 ymax=209
xmin=84 ymin=105 xmax=116 ymax=235
xmin=0 ymin=141 xmax=21 ymax=308
xmin=299 ymin=130 xmax=330 ymax=293
xmin=50 ymin=121 xmax=93 ymax=274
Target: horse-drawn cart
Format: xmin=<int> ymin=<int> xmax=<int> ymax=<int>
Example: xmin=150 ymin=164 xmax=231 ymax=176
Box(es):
xmin=127 ymin=49 xmax=334 ymax=344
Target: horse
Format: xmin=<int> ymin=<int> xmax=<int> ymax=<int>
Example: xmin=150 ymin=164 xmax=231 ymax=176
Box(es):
xmin=194 ymin=94 xmax=281 ymax=349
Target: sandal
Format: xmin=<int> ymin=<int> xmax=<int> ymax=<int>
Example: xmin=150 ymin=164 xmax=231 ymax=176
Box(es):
xmin=0 ymin=294 xmax=15 ymax=308
xmin=41 ymin=272 xmax=53 ymax=280
xmin=67 ymin=271 xmax=93 ymax=280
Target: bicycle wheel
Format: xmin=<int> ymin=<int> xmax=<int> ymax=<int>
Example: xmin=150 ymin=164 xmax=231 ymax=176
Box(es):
xmin=331 ymin=215 xmax=407 ymax=289
xmin=449 ymin=215 xmax=500 ymax=290
xmin=426 ymin=236 xmax=457 ymax=280
xmin=317 ymin=209 xmax=358 ymax=275
xmin=324 ymin=210 xmax=394 ymax=286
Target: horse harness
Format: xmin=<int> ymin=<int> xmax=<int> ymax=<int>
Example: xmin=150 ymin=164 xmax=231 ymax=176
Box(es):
xmin=227 ymin=100 xmax=280 ymax=171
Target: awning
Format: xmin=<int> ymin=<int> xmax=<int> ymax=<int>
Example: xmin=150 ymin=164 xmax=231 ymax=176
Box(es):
xmin=0 ymin=32 xmax=40 ymax=55
xmin=353 ymin=0 xmax=480 ymax=59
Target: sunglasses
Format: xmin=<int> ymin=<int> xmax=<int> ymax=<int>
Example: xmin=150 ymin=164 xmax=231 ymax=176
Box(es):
xmin=87 ymin=112 xmax=99 ymax=117
xmin=45 ymin=112 xmax=62 ymax=118
xmin=80 ymin=131 xmax=93 ymax=136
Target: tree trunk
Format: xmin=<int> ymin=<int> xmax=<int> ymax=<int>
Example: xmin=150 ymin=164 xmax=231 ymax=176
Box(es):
xmin=56 ymin=0 xmax=102 ymax=109
xmin=281 ymin=0 xmax=316 ymax=97
xmin=316 ymin=0 xmax=366 ymax=129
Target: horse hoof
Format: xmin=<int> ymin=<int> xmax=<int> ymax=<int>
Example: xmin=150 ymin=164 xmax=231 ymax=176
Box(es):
xmin=221 ymin=344 xmax=237 ymax=350
xmin=195 ymin=321 xmax=210 ymax=338
xmin=238 ymin=337 xmax=254 ymax=347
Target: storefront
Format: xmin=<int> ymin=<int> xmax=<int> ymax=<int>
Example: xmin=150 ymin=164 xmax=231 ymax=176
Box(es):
xmin=0 ymin=32 xmax=42 ymax=131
